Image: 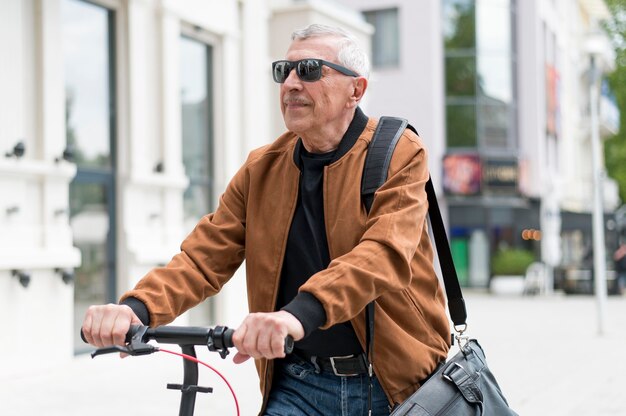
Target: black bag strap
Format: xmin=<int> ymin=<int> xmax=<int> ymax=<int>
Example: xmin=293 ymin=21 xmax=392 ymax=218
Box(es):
xmin=362 ymin=117 xmax=411 ymax=213
xmin=362 ymin=116 xmax=467 ymax=327
xmin=424 ymin=177 xmax=468 ymax=328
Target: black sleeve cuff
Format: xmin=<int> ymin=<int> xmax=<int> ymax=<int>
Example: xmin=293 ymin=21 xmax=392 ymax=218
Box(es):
xmin=119 ymin=297 xmax=150 ymax=326
xmin=281 ymin=292 xmax=326 ymax=338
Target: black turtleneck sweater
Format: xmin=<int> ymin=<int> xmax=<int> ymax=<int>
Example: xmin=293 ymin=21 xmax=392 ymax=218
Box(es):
xmin=279 ymin=107 xmax=369 ymax=358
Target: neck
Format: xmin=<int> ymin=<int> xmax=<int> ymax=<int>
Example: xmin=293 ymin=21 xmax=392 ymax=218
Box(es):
xmin=299 ymin=109 xmax=356 ymax=153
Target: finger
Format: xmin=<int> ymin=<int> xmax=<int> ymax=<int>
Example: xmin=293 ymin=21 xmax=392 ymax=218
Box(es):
xmin=257 ymin=326 xmax=273 ymax=358
xmin=271 ymin=332 xmax=287 ymax=359
xmin=232 ymin=323 xmax=249 ymax=356
xmin=89 ymin=307 xmax=106 ymax=347
xmin=265 ymin=318 xmax=288 ymax=359
xmin=111 ymin=313 xmax=130 ymax=347
xmin=99 ymin=306 xmax=119 ymax=347
xmin=130 ymin=312 xmax=142 ymax=325
xmin=232 ymin=352 xmax=251 ymax=364
xmin=242 ymin=324 xmax=262 ymax=359
xmin=82 ymin=311 xmax=94 ymax=345
xmin=238 ymin=314 xmax=264 ymax=359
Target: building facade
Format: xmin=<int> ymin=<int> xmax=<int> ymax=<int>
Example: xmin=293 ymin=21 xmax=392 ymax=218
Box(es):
xmin=0 ymin=0 xmax=368 ymax=375
xmin=338 ymin=0 xmax=620 ymax=290
xmin=0 ymin=0 xmax=619 ymax=373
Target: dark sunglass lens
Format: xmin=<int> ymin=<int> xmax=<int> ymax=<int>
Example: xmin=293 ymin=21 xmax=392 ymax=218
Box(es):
xmin=297 ymin=59 xmax=322 ymax=82
xmin=273 ymin=61 xmax=292 ymax=83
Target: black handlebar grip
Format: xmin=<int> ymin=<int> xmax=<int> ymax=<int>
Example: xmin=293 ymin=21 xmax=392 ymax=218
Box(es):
xmin=284 ymin=335 xmax=294 ymax=354
xmin=80 ymin=328 xmax=87 ymax=343
xmin=223 ymin=328 xmax=235 ymax=348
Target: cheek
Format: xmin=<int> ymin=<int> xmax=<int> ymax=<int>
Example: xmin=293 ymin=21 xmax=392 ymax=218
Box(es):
xmin=279 ymin=94 xmax=285 ymax=113
xmin=319 ymin=91 xmax=345 ymax=113
xmin=279 ymin=88 xmax=288 ymax=113
xmin=319 ymin=80 xmax=350 ymax=106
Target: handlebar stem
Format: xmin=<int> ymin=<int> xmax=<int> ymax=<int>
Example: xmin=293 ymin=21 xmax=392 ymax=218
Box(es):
xmin=169 ymin=345 xmax=210 ymax=416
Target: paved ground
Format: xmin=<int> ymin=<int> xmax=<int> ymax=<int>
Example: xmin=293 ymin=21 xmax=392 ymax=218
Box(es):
xmin=2 ymin=291 xmax=626 ymax=415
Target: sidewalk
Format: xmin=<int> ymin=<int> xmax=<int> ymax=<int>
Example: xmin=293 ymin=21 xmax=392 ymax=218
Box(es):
xmin=464 ymin=292 xmax=626 ymax=416
xmin=2 ymin=292 xmax=625 ymax=415
xmin=0 ymin=339 xmax=263 ymax=416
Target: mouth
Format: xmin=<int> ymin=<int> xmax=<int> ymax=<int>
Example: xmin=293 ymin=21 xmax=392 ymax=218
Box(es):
xmin=283 ymin=97 xmax=310 ymax=109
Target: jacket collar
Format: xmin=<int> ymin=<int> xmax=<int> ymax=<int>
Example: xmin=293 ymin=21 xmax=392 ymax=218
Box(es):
xmin=293 ymin=106 xmax=369 ymax=166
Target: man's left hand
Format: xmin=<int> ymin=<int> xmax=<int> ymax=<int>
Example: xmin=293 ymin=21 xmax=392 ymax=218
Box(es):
xmin=232 ymin=310 xmax=304 ymax=364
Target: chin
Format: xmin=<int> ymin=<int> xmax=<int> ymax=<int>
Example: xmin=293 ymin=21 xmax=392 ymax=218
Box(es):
xmin=284 ymin=118 xmax=310 ymax=134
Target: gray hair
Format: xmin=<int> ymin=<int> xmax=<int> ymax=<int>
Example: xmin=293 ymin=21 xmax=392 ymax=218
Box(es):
xmin=291 ymin=24 xmax=370 ymax=79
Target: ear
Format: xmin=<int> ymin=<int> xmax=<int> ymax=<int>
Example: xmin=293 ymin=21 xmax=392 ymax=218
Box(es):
xmin=348 ymin=77 xmax=368 ymax=107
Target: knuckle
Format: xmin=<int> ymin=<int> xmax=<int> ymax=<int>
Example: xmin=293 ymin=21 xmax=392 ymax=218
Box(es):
xmin=243 ymin=339 xmax=256 ymax=352
xmin=271 ymin=337 xmax=283 ymax=350
xmin=259 ymin=342 xmax=272 ymax=355
xmin=112 ymin=326 xmax=127 ymax=339
xmin=272 ymin=339 xmax=285 ymax=356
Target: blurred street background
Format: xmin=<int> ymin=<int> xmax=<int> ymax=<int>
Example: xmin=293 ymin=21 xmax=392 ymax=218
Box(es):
xmin=3 ymin=0 xmax=626 ymax=414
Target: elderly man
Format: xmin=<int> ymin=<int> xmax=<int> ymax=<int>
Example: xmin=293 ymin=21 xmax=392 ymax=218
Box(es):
xmin=82 ymin=24 xmax=450 ymax=415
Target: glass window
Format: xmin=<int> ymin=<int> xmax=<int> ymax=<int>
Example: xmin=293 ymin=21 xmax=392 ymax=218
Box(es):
xmin=443 ymin=0 xmax=476 ymax=50
xmin=62 ymin=0 xmax=117 ymax=354
xmin=69 ymin=182 xmax=109 ymax=305
xmin=476 ymin=0 xmax=511 ymax=55
xmin=446 ymin=55 xmax=477 ymax=96
xmin=479 ymin=103 xmax=509 ymax=148
xmin=180 ymin=36 xmax=213 ymax=223
xmin=446 ymin=103 xmax=477 ymax=147
xmin=477 ymin=56 xmax=512 ymax=103
xmin=364 ymin=8 xmax=400 ymax=68
xmin=444 ymin=0 xmax=478 ymax=148
xmin=180 ymin=35 xmax=215 ymax=326
xmin=62 ymin=0 xmax=113 ymax=169
xmin=444 ymin=0 xmax=516 ymax=152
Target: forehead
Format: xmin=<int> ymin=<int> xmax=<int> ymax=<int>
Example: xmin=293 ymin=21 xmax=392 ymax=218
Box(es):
xmin=285 ymin=36 xmax=341 ymax=61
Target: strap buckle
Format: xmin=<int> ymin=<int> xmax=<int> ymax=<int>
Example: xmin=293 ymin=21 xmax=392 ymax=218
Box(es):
xmin=442 ymin=362 xmax=465 ymax=383
xmin=329 ymin=355 xmax=360 ymax=377
xmin=454 ymin=324 xmax=469 ymax=350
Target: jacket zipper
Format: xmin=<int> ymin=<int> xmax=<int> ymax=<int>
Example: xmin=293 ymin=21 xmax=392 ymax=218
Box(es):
xmin=259 ymin=167 xmax=301 ymax=414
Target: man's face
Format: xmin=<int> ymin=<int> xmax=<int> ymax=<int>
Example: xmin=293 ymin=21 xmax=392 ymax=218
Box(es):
xmin=280 ymin=37 xmax=357 ymax=137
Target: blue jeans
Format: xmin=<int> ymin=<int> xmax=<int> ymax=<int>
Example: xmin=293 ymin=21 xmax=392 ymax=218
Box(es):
xmin=263 ymin=354 xmax=390 ymax=416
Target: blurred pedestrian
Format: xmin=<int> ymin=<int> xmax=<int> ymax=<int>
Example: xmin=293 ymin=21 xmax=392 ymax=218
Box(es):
xmin=614 ymin=242 xmax=626 ymax=294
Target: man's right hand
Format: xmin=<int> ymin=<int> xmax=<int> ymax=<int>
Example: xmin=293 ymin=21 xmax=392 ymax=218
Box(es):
xmin=81 ymin=304 xmax=142 ymax=347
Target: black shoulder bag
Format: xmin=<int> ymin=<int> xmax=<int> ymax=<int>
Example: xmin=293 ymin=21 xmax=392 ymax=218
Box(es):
xmin=362 ymin=117 xmax=518 ymax=416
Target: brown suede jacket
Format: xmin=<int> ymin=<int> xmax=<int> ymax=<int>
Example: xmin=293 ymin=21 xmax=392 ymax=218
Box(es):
xmin=121 ymin=114 xmax=450 ymax=409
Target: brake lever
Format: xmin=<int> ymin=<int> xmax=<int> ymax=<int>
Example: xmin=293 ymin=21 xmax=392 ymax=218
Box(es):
xmin=91 ymin=344 xmax=130 ymax=358
xmin=91 ymin=326 xmax=158 ymax=358
xmin=91 ymin=342 xmax=158 ymax=358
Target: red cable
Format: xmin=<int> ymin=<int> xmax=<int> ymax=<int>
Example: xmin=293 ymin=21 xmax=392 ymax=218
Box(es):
xmin=159 ymin=348 xmax=240 ymax=416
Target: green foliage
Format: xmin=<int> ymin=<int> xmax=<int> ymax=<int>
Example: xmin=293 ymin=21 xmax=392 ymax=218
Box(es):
xmin=443 ymin=1 xmax=476 ymax=50
xmin=491 ymin=248 xmax=535 ymax=276
xmin=604 ymin=0 xmax=626 ymax=203
xmin=605 ymin=135 xmax=626 ymax=202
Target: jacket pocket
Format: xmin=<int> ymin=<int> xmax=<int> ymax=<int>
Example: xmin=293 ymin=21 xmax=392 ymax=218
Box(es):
xmin=401 ymin=288 xmax=428 ymax=324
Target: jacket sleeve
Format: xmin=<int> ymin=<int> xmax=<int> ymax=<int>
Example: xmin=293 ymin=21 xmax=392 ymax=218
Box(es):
xmin=119 ymin=160 xmax=250 ymax=327
xmin=299 ymin=131 xmax=433 ymax=329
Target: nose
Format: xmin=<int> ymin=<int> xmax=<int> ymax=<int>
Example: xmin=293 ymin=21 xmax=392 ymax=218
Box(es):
xmin=282 ymin=68 xmax=302 ymax=90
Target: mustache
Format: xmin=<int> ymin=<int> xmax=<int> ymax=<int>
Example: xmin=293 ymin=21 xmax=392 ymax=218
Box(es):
xmin=283 ymin=96 xmax=310 ymax=106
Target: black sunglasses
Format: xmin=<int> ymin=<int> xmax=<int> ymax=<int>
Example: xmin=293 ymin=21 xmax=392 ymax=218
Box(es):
xmin=272 ymin=59 xmax=359 ymax=83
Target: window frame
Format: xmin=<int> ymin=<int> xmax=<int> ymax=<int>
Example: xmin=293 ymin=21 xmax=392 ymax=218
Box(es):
xmin=363 ymin=7 xmax=401 ymax=69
